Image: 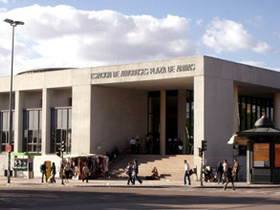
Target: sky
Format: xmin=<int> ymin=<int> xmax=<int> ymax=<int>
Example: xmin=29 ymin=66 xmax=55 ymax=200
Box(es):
xmin=0 ymin=0 xmax=279 ymax=76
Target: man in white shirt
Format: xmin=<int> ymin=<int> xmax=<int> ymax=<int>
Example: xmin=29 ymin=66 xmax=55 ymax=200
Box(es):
xmin=184 ymin=160 xmax=191 ymax=185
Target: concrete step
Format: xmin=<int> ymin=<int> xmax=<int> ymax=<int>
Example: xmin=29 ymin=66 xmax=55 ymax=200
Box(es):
xmin=109 ymin=154 xmax=195 ymax=181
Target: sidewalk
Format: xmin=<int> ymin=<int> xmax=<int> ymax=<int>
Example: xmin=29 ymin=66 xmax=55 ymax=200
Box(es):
xmin=1 ymin=176 xmax=280 ymax=189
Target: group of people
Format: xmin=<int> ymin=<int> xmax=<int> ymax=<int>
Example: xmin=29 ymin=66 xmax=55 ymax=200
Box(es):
xmin=126 ymin=159 xmax=143 ymax=185
xmin=40 ymin=161 xmax=56 ymax=183
xmin=216 ymin=159 xmax=239 ymax=190
xmin=130 ymin=135 xmax=160 ymax=155
xmin=166 ymin=138 xmax=184 ymax=154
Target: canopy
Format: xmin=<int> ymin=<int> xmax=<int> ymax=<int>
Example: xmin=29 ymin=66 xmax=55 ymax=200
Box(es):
xmin=12 ymin=152 xmax=42 ymax=156
xmin=227 ymin=134 xmax=248 ymax=146
xmin=63 ymin=153 xmax=108 ymax=159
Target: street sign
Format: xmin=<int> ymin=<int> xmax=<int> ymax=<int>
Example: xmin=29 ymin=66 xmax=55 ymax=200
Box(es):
xmin=5 ymin=144 xmax=12 ymax=153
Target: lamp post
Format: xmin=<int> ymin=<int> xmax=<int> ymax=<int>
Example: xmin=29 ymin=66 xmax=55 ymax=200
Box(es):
xmin=4 ymin=18 xmax=24 ymax=184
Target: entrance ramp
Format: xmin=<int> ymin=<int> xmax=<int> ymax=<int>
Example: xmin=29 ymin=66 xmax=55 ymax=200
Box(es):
xmin=109 ymin=154 xmax=195 ymax=181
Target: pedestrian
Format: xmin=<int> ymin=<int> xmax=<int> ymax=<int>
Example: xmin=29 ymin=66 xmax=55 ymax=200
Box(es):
xmin=132 ymin=159 xmax=142 ymax=184
xmin=183 ymin=160 xmax=191 ymax=185
xmin=224 ymin=164 xmax=235 ymax=190
xmin=40 ymin=161 xmax=47 ymax=183
xmin=127 ymin=162 xmax=133 ymax=185
xmin=82 ymin=164 xmax=90 ymax=183
xmin=233 ymin=159 xmax=239 ymax=182
xmin=222 ymin=159 xmax=228 ymax=184
xmin=50 ymin=162 xmax=56 ymax=183
xmin=217 ymin=161 xmax=223 ymax=184
xmin=64 ymin=162 xmax=70 ymax=183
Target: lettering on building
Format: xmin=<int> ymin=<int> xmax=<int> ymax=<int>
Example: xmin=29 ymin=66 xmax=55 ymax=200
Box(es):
xmin=91 ymin=63 xmax=195 ymax=80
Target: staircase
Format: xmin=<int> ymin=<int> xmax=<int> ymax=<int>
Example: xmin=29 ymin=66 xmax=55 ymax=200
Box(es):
xmin=109 ymin=154 xmax=196 ymax=181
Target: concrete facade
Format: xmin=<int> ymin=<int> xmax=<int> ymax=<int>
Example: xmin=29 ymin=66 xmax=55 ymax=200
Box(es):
xmin=0 ymin=56 xmax=280 ymax=179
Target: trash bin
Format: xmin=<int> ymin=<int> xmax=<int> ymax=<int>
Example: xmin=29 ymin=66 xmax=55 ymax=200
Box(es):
xmin=4 ymin=170 xmax=13 ymax=177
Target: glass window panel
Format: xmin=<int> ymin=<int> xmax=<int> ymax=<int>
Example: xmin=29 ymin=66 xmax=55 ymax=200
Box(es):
xmin=2 ymin=112 xmax=9 ymax=131
xmin=62 ymin=109 xmax=68 ymax=129
xmin=39 ymin=110 xmax=42 ymax=129
xmin=56 ymin=109 xmax=63 ymax=129
xmin=253 ymin=143 xmax=270 ymax=167
xmin=68 ymin=109 xmax=72 ymax=129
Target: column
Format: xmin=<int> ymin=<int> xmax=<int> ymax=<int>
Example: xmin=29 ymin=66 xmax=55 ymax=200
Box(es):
xmin=42 ymin=88 xmax=52 ymax=154
xmin=274 ymin=93 xmax=280 ymax=128
xmin=14 ymin=91 xmax=23 ymax=152
xmin=72 ymin=85 xmax=91 ymax=154
xmin=160 ymin=90 xmax=166 ymax=155
xmin=178 ymin=90 xmax=186 ymax=154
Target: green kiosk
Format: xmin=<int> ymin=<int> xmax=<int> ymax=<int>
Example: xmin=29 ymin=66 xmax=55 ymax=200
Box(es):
xmin=233 ymin=116 xmax=280 ymax=184
xmin=12 ymin=152 xmax=41 ymax=179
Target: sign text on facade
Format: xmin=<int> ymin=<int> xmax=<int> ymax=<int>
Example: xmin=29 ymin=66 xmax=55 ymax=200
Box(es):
xmin=91 ymin=64 xmax=195 ymax=80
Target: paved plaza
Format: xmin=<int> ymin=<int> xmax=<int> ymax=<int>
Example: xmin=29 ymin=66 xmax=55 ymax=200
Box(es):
xmin=1 ymin=177 xmax=280 ymax=209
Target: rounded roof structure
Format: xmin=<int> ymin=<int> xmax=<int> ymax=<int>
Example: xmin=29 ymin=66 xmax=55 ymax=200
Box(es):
xmin=17 ymin=67 xmax=75 ymax=75
xmin=254 ymin=116 xmax=274 ymax=128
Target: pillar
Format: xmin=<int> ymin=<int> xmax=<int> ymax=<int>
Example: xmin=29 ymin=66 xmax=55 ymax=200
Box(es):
xmin=72 ymin=85 xmax=91 ymax=154
xmin=178 ymin=90 xmax=186 ymax=154
xmin=160 ymin=90 xmax=166 ymax=155
xmin=14 ymin=91 xmax=23 ymax=152
xmin=42 ymin=88 xmax=52 ymax=154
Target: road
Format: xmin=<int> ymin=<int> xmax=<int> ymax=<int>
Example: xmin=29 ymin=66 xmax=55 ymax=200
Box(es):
xmin=1 ymin=185 xmax=280 ymax=209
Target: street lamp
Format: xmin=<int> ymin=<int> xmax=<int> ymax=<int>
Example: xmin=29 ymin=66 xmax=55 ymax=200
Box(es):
xmin=4 ymin=18 xmax=24 ymax=184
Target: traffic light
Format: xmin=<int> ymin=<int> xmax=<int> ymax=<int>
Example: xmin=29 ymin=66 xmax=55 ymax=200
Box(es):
xmin=61 ymin=141 xmax=66 ymax=152
xmin=56 ymin=150 xmax=61 ymax=157
xmin=201 ymin=140 xmax=207 ymax=151
xmin=198 ymin=148 xmax=202 ymax=157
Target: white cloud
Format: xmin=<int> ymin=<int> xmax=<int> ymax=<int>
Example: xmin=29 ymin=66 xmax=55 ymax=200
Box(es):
xmin=0 ymin=5 xmax=196 ymax=76
xmin=202 ymin=18 xmax=274 ymax=54
xmin=196 ymin=19 xmax=203 ymax=26
xmin=0 ymin=0 xmax=8 ymax=4
xmin=239 ymin=60 xmax=265 ymax=68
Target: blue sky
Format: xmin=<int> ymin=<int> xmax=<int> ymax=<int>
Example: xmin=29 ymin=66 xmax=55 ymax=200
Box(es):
xmin=0 ymin=0 xmax=279 ymax=75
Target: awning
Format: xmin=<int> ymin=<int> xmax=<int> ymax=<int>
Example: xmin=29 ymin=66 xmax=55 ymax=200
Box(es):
xmin=12 ymin=152 xmax=42 ymax=156
xmin=63 ymin=154 xmax=108 ymax=158
xmin=237 ymin=127 xmax=280 ymax=136
xmin=227 ymin=134 xmax=248 ymax=146
xmin=227 ymin=134 xmax=237 ymax=144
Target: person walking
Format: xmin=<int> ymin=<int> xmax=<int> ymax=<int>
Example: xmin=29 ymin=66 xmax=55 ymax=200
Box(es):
xmin=127 ymin=162 xmax=133 ymax=185
xmin=82 ymin=164 xmax=90 ymax=183
xmin=224 ymin=164 xmax=235 ymax=190
xmin=233 ymin=159 xmax=239 ymax=182
xmin=183 ymin=160 xmax=191 ymax=185
xmin=217 ymin=161 xmax=223 ymax=184
xmin=50 ymin=162 xmax=56 ymax=183
xmin=132 ymin=159 xmax=142 ymax=184
xmin=40 ymin=161 xmax=47 ymax=183
xmin=222 ymin=159 xmax=228 ymax=184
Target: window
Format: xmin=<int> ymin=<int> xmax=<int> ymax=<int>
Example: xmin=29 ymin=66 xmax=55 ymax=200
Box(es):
xmin=51 ymin=107 xmax=72 ymax=154
xmin=238 ymin=96 xmax=273 ymax=131
xmin=253 ymin=143 xmax=270 ymax=167
xmin=0 ymin=110 xmax=14 ymax=153
xmin=23 ymin=109 xmax=42 ymax=152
